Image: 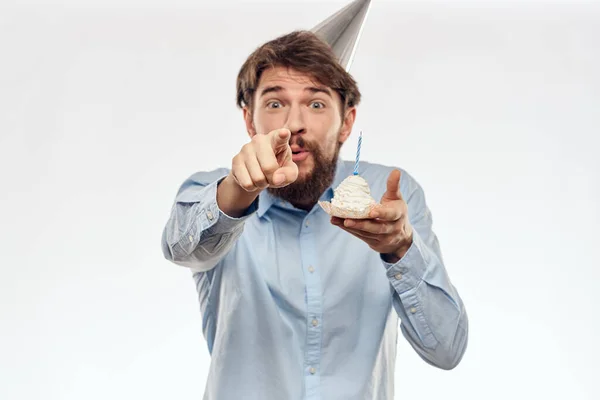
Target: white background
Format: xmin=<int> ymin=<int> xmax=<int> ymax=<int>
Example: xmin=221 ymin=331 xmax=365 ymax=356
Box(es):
xmin=1 ymin=0 xmax=599 ymax=399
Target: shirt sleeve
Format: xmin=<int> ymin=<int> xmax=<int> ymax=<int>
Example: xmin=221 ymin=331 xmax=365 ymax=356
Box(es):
xmin=381 ymin=171 xmax=469 ymax=370
xmin=161 ymin=168 xmax=258 ymax=272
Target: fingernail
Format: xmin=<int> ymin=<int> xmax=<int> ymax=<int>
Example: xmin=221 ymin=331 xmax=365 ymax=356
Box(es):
xmin=273 ymin=174 xmax=284 ymax=185
xmin=370 ymin=211 xmax=379 ymax=218
xmin=345 ymin=220 xmax=355 ymax=227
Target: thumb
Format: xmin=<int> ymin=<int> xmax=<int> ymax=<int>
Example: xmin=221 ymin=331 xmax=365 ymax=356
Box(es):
xmin=272 ymin=162 xmax=299 ymax=187
xmin=271 ymin=128 xmax=291 ymax=151
xmin=382 ymin=169 xmax=403 ymax=201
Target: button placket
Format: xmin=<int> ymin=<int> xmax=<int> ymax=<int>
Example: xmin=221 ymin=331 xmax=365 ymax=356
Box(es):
xmin=300 ymin=214 xmax=322 ymax=387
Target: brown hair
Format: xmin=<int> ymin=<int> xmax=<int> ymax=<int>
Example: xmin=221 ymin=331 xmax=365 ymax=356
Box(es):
xmin=236 ymin=30 xmax=361 ymax=116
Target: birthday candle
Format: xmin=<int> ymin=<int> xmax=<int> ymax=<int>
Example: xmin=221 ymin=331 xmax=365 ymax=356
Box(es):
xmin=353 ymin=131 xmax=362 ymax=175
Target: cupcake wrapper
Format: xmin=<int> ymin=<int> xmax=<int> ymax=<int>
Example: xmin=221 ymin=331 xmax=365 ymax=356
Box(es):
xmin=318 ymin=201 xmax=376 ymax=219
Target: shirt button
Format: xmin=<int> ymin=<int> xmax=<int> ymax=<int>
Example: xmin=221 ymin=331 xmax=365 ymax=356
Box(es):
xmin=188 ymin=235 xmax=194 ymax=243
xmin=308 ymin=266 xmax=315 ymax=273
xmin=312 ymin=319 xmax=319 ymax=327
xmin=309 ymin=367 xmax=316 ymax=375
xmin=305 ymin=220 xmax=310 ymax=227
xmin=410 ymin=307 xmax=417 ymax=314
xmin=394 ymin=273 xmax=402 ymax=280
xmin=207 ymin=211 xmax=214 ymax=221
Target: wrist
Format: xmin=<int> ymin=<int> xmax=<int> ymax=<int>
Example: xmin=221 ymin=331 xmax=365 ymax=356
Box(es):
xmin=381 ymin=237 xmax=413 ymax=264
xmin=217 ymin=174 xmax=260 ymax=218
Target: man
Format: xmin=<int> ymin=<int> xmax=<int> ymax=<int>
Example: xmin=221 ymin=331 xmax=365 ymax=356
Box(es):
xmin=162 ymin=30 xmax=468 ymax=399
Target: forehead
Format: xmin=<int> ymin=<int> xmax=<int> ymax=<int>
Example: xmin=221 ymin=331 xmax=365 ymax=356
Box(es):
xmin=258 ymin=66 xmax=325 ymax=89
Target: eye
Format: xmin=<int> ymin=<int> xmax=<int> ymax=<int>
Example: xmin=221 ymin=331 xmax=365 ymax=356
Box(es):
xmin=267 ymin=101 xmax=282 ymax=109
xmin=310 ymin=101 xmax=325 ymax=109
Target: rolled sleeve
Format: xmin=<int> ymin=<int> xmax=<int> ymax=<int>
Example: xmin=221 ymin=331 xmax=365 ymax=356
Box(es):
xmin=381 ymin=230 xmax=437 ymax=349
xmin=382 ymin=229 xmax=428 ymax=294
xmin=163 ymin=170 xmax=258 ymax=271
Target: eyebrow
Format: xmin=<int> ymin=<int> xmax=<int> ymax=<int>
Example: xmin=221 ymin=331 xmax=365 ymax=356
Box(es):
xmin=259 ymin=85 xmax=333 ymax=98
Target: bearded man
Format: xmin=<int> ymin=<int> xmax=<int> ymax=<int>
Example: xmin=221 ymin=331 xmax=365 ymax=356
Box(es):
xmin=161 ymin=30 xmax=468 ymax=400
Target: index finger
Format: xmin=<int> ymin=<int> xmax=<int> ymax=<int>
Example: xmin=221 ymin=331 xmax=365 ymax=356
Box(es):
xmin=271 ymin=128 xmax=291 ymax=151
xmin=256 ymin=140 xmax=281 ymax=184
xmin=369 ymin=204 xmax=402 ymax=221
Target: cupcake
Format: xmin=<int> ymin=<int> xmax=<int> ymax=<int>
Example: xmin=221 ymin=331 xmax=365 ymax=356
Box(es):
xmin=319 ymin=174 xmax=377 ymax=219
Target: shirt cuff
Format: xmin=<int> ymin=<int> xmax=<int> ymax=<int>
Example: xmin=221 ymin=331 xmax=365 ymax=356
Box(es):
xmin=381 ymin=229 xmax=429 ymax=294
xmin=204 ymin=176 xmax=259 ymax=235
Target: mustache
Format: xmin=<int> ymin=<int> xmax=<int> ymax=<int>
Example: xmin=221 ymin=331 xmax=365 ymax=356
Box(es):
xmin=291 ymin=136 xmax=317 ymax=152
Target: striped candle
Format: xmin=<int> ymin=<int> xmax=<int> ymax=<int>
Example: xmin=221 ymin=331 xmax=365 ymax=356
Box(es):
xmin=353 ymin=131 xmax=362 ymax=175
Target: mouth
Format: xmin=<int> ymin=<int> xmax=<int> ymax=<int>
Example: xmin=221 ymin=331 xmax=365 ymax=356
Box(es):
xmin=291 ymin=150 xmax=310 ymax=162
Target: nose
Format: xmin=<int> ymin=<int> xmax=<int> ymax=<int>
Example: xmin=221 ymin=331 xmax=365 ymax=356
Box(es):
xmin=283 ymin=103 xmax=306 ymax=136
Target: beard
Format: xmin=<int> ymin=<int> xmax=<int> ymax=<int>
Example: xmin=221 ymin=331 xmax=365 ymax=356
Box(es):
xmin=267 ymin=134 xmax=341 ymax=208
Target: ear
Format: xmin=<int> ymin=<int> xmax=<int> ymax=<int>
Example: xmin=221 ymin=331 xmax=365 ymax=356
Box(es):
xmin=243 ymin=106 xmax=257 ymax=138
xmin=338 ymin=106 xmax=357 ymax=144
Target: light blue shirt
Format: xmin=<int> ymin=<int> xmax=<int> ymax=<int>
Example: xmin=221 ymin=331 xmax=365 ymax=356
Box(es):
xmin=162 ymin=158 xmax=468 ymax=400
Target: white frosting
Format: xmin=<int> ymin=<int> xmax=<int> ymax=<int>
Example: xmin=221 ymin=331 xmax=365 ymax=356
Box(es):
xmin=331 ymin=175 xmax=376 ymax=211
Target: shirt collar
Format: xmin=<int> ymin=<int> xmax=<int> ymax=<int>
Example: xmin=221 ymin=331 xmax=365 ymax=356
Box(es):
xmin=257 ymin=157 xmax=349 ymax=218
